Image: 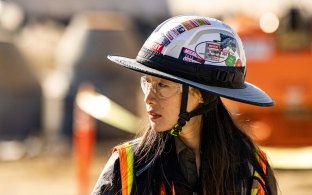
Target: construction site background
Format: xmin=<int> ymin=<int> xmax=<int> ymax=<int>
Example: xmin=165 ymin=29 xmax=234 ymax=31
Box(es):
xmin=0 ymin=0 xmax=312 ymax=194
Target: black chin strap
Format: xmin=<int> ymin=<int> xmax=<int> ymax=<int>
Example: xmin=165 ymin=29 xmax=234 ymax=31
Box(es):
xmin=170 ymin=85 xmax=218 ymax=136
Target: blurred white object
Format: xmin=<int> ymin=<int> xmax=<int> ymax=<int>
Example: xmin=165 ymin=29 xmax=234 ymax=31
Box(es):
xmin=259 ymin=12 xmax=280 ymax=33
xmin=0 ymin=1 xmax=24 ymax=32
xmin=0 ymin=141 xmax=25 ymax=161
xmin=76 ymin=84 xmax=140 ymax=134
xmin=263 ymin=146 xmax=312 ymax=169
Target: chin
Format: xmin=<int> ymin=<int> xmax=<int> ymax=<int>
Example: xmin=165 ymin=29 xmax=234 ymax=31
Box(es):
xmin=151 ymin=126 xmax=166 ymax=132
xmin=150 ymin=122 xmax=172 ymax=133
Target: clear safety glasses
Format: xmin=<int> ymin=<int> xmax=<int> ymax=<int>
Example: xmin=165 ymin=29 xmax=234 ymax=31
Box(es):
xmin=140 ymin=76 xmax=182 ymax=99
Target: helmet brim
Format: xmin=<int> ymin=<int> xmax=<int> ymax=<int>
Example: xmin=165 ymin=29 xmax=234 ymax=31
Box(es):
xmin=108 ymin=55 xmax=274 ymax=107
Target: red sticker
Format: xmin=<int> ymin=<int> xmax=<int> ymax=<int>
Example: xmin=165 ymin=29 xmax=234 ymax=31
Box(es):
xmin=235 ymin=59 xmax=242 ymax=67
xmin=149 ymin=42 xmax=164 ymax=53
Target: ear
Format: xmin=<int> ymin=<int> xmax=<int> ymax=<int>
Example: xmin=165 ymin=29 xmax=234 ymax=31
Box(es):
xmin=189 ymin=88 xmax=204 ymax=103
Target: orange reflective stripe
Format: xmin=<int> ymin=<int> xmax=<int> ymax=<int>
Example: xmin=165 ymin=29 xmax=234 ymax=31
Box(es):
xmin=172 ymin=182 xmax=176 ymax=195
xmin=159 ymin=182 xmax=176 ymax=195
xmin=257 ymin=149 xmax=267 ymax=173
xmin=114 ymin=143 xmax=133 ymax=195
xmin=160 ymin=183 xmax=166 ymax=195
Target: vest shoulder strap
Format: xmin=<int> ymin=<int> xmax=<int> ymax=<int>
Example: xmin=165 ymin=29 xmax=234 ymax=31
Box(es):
xmin=113 ymin=142 xmax=134 ymax=195
xmin=251 ymin=147 xmax=268 ymax=195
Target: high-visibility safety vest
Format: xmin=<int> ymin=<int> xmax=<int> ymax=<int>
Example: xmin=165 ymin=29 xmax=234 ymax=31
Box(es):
xmin=114 ymin=143 xmax=267 ymax=195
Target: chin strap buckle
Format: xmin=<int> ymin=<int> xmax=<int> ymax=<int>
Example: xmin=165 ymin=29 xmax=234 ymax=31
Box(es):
xmin=169 ymin=124 xmax=183 ymax=136
xmin=169 ymin=112 xmax=190 ymax=136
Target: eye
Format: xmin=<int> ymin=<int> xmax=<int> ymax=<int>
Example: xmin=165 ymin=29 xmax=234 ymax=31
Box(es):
xmin=143 ymin=77 xmax=151 ymax=84
xmin=157 ymin=82 xmax=169 ymax=88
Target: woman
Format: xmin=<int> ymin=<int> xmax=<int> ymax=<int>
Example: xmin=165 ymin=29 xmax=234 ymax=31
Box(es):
xmin=92 ymin=15 xmax=278 ymax=195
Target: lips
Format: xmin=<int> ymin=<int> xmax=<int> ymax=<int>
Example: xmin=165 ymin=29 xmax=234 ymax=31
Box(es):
xmin=147 ymin=110 xmax=161 ymax=120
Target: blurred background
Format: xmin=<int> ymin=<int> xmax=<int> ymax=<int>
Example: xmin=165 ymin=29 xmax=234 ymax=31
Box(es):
xmin=0 ymin=0 xmax=312 ymax=194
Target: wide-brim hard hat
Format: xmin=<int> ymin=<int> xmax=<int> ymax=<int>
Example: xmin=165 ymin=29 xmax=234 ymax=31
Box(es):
xmin=108 ymin=16 xmax=274 ymax=107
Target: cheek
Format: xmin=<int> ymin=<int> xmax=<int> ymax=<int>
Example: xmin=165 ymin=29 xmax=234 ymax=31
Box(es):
xmin=163 ymin=96 xmax=181 ymax=115
xmin=159 ymin=100 xmax=180 ymax=122
xmin=154 ymin=97 xmax=181 ymax=131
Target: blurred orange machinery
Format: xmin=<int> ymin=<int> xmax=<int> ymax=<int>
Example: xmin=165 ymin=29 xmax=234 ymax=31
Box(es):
xmin=224 ymin=27 xmax=312 ymax=147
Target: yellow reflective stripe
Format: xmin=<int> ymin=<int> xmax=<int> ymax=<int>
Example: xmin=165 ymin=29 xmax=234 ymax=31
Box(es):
xmin=251 ymin=148 xmax=267 ymax=195
xmin=254 ymin=170 xmax=260 ymax=178
xmin=124 ymin=143 xmax=133 ymax=195
xmin=251 ymin=187 xmax=258 ymax=195
xmin=251 ymin=169 xmax=260 ymax=195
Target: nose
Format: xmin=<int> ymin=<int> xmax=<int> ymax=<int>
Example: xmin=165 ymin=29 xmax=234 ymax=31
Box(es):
xmin=144 ymin=86 xmax=157 ymax=104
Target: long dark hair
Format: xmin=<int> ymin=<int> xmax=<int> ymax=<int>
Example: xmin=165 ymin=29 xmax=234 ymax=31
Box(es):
xmin=131 ymin=97 xmax=277 ymax=195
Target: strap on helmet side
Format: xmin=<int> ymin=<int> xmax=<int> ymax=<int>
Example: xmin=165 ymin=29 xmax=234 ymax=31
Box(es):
xmin=169 ymin=85 xmax=218 ymax=136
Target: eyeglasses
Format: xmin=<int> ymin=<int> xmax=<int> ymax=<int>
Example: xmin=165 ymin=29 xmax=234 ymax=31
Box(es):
xmin=140 ymin=76 xmax=182 ymax=99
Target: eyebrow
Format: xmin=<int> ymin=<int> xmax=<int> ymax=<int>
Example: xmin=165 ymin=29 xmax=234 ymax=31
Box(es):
xmin=145 ymin=75 xmax=178 ymax=86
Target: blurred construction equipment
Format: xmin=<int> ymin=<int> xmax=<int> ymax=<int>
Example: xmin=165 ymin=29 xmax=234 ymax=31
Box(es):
xmin=0 ymin=40 xmax=42 ymax=140
xmin=56 ymin=11 xmax=144 ymax=139
xmin=74 ymin=84 xmax=96 ymax=195
xmin=224 ymin=8 xmax=312 ymax=147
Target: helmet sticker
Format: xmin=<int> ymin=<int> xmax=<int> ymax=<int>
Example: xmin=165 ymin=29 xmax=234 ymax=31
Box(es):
xmin=144 ymin=34 xmax=168 ymax=53
xmin=149 ymin=42 xmax=165 ymax=53
xmin=143 ymin=17 xmax=212 ymax=53
xmin=182 ymin=18 xmax=211 ymax=30
xmin=164 ymin=24 xmax=186 ymax=41
xmin=195 ymin=33 xmax=241 ymax=67
xmin=235 ymin=59 xmax=242 ymax=67
xmin=161 ymin=34 xmax=171 ymax=46
xmin=220 ymin=33 xmax=237 ymax=52
xmin=225 ymin=53 xmax=236 ymax=66
xmin=179 ymin=47 xmax=204 ymax=64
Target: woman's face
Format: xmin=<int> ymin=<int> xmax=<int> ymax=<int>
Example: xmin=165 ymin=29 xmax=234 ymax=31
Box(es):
xmin=143 ymin=75 xmax=202 ymax=132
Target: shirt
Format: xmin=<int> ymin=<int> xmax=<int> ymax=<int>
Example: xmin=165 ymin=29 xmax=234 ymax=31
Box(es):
xmin=174 ymin=137 xmax=198 ymax=189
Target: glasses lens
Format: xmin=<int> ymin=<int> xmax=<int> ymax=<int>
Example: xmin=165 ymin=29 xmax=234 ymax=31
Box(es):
xmin=157 ymin=83 xmax=179 ymax=98
xmin=140 ymin=76 xmax=181 ymax=99
xmin=140 ymin=76 xmax=149 ymax=93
